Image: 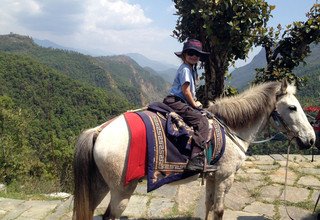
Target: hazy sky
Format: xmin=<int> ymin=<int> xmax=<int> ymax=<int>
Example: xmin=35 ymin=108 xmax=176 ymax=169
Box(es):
xmin=0 ymin=0 xmax=317 ymax=66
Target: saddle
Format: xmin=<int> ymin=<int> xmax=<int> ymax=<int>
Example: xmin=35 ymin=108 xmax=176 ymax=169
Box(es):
xmin=124 ymin=102 xmax=226 ymax=192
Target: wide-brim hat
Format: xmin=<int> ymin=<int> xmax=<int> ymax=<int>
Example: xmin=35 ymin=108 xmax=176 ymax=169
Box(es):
xmin=174 ymin=39 xmax=210 ymax=62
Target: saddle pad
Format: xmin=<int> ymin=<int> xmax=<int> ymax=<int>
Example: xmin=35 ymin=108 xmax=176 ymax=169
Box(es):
xmin=124 ymin=112 xmax=147 ymax=185
xmin=136 ymin=110 xmax=195 ymax=192
xmin=124 ymin=110 xmax=226 ymax=192
xmin=208 ymin=119 xmax=226 ymax=165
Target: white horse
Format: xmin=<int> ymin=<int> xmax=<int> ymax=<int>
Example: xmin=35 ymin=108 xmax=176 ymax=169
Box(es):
xmin=73 ymin=80 xmax=315 ymax=220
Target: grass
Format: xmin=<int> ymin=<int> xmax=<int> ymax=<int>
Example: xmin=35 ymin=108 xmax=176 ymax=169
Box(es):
xmin=283 ymin=200 xmax=314 ymax=211
xmin=235 ymin=175 xmax=250 ymax=183
xmin=262 ymin=175 xmax=273 ymax=185
xmin=248 ymin=187 xmax=261 ymax=199
xmin=272 ymin=203 xmax=281 ymax=220
xmin=0 ymin=178 xmax=63 ymax=200
xmin=163 ymin=201 xmax=195 ymax=218
xmin=273 ymin=160 xmax=280 ymax=166
xmin=162 ymin=202 xmax=180 ymax=218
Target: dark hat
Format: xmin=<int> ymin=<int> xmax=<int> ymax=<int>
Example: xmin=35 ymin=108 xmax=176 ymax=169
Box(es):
xmin=174 ymin=39 xmax=210 ymax=61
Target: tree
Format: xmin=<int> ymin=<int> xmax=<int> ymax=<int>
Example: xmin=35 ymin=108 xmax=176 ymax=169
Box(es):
xmin=0 ymin=96 xmax=43 ymax=184
xmin=254 ymin=4 xmax=320 ymax=85
xmin=173 ymin=0 xmax=274 ymax=104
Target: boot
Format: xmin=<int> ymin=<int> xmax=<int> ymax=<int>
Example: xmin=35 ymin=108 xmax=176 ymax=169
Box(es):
xmin=185 ymin=153 xmax=205 ymax=172
xmin=186 ymin=152 xmax=218 ymax=172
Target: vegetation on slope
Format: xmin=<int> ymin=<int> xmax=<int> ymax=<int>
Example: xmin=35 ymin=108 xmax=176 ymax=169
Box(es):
xmin=0 ymin=52 xmax=133 ymax=192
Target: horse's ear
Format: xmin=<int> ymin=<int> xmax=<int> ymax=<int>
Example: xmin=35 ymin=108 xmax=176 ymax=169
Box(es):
xmin=280 ymin=78 xmax=288 ymax=93
xmin=208 ymin=101 xmax=214 ymax=107
xmin=276 ymin=78 xmax=288 ymax=99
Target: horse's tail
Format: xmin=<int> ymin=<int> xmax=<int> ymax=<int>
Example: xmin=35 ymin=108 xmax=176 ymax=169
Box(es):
xmin=73 ymin=128 xmax=99 ymax=220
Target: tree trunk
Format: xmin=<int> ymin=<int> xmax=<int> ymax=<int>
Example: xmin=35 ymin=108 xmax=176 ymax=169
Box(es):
xmin=204 ymin=58 xmax=216 ymax=104
xmin=203 ymin=55 xmax=226 ymax=106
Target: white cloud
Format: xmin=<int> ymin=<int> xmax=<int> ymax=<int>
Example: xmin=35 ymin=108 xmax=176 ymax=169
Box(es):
xmin=73 ymin=0 xmax=175 ymax=61
xmin=3 ymin=0 xmax=42 ymax=15
xmin=0 ymin=0 xmax=41 ymax=31
xmin=0 ymin=0 xmax=180 ymax=65
xmin=0 ymin=0 xmax=85 ymax=35
xmin=84 ymin=0 xmax=152 ymax=31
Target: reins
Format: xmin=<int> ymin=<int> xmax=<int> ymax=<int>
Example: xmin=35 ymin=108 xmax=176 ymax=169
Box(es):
xmin=283 ymin=138 xmax=295 ymax=220
xmin=314 ymin=191 xmax=320 ymax=214
xmin=205 ymin=109 xmax=287 ymax=152
xmin=283 ymin=141 xmax=319 ymax=219
xmin=211 ymin=114 xmax=247 ymax=153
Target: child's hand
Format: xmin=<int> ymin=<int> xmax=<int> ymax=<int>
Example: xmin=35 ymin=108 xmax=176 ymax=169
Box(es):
xmin=195 ymin=101 xmax=203 ymax=109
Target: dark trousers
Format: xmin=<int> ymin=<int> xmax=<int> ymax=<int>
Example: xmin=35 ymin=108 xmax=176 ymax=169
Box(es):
xmin=163 ymin=96 xmax=208 ymax=154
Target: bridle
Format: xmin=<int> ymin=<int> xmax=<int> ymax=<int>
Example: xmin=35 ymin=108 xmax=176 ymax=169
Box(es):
xmin=211 ymin=108 xmax=297 ymax=154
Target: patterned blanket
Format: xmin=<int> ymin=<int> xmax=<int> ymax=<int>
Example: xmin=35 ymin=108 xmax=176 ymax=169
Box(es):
xmin=124 ymin=107 xmax=225 ymax=192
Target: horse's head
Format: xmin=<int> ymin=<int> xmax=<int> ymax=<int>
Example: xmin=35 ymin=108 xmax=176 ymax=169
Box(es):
xmin=273 ymin=80 xmax=316 ymax=149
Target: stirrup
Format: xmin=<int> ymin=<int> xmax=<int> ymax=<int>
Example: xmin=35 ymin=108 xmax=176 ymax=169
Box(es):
xmin=202 ymin=148 xmax=218 ymax=173
xmin=200 ymin=163 xmax=218 ymax=185
xmin=203 ymin=164 xmax=218 ymax=173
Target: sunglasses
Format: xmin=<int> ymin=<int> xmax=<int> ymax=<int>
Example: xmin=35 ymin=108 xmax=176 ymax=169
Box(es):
xmin=186 ymin=50 xmax=201 ymax=57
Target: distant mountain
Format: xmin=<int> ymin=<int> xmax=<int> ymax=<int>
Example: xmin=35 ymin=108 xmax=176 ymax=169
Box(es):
xmin=158 ymin=68 xmax=177 ymax=84
xmin=0 ymin=33 xmax=170 ymax=106
xmin=94 ymin=55 xmax=171 ymax=104
xmin=34 ymin=39 xmax=71 ymax=50
xmin=34 ymin=38 xmax=112 ymax=56
xmin=126 ymin=53 xmax=178 ymax=72
xmin=230 ymin=44 xmax=320 ymax=92
xmin=229 ymin=48 xmax=267 ymax=90
xmin=293 ymin=43 xmax=320 ymax=77
xmin=34 ymin=38 xmax=177 ymax=83
xmin=144 ymin=67 xmax=176 ymax=84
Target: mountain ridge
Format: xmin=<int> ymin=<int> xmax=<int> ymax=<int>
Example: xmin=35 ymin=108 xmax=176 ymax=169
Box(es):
xmin=33 ymin=37 xmax=177 ymax=83
xmin=126 ymin=52 xmax=178 ymax=72
xmin=0 ymin=33 xmax=170 ymax=106
xmin=230 ymin=44 xmax=320 ymax=92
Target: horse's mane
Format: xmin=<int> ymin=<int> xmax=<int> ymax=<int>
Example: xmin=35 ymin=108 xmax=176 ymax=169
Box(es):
xmin=208 ymin=81 xmax=283 ymax=129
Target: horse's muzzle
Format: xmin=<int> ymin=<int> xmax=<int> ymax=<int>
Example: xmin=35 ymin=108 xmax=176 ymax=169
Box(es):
xmin=295 ymin=136 xmax=315 ymax=150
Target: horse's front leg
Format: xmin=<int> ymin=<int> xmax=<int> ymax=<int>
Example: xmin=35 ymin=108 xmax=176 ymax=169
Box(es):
xmin=213 ymin=174 xmax=234 ymax=220
xmin=205 ymin=173 xmax=235 ymax=220
xmin=205 ymin=176 xmax=215 ymax=220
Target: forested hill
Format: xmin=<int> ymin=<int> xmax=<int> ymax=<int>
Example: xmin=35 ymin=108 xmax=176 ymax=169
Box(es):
xmin=294 ymin=44 xmax=320 ymax=107
xmin=0 ymin=33 xmax=170 ymax=106
xmin=0 ymin=51 xmax=134 ymax=189
xmin=0 ymin=33 xmax=170 ymax=192
xmin=94 ymin=55 xmax=170 ymax=105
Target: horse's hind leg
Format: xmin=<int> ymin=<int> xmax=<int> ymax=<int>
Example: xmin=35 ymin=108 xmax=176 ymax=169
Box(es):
xmin=103 ymin=181 xmax=138 ymax=220
xmin=91 ymin=166 xmax=110 ymax=214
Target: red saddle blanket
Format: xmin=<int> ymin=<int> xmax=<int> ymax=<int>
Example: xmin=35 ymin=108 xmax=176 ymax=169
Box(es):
xmin=123 ymin=112 xmax=147 ymax=185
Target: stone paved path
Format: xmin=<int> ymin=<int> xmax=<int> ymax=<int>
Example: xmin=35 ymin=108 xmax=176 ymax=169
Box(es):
xmin=1 ymin=154 xmax=320 ymax=220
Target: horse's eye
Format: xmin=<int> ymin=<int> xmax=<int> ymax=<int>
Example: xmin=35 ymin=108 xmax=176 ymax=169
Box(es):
xmin=289 ymin=105 xmax=297 ymax=111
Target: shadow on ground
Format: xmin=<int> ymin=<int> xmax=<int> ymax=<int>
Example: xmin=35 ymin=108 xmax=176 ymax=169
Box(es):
xmin=94 ymin=216 xmax=201 ymax=220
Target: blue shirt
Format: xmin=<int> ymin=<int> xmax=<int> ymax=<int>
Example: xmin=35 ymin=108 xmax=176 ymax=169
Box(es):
xmin=169 ymin=63 xmax=197 ymax=102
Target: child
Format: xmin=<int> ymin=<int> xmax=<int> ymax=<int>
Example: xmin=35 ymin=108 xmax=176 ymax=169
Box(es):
xmin=163 ymin=39 xmax=213 ymax=172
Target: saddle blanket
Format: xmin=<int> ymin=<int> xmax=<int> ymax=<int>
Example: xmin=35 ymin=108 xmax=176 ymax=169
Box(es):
xmin=123 ymin=110 xmax=225 ymax=192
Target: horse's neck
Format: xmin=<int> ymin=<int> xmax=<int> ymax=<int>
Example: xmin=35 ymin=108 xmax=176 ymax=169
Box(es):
xmin=234 ymin=115 xmax=269 ymax=150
